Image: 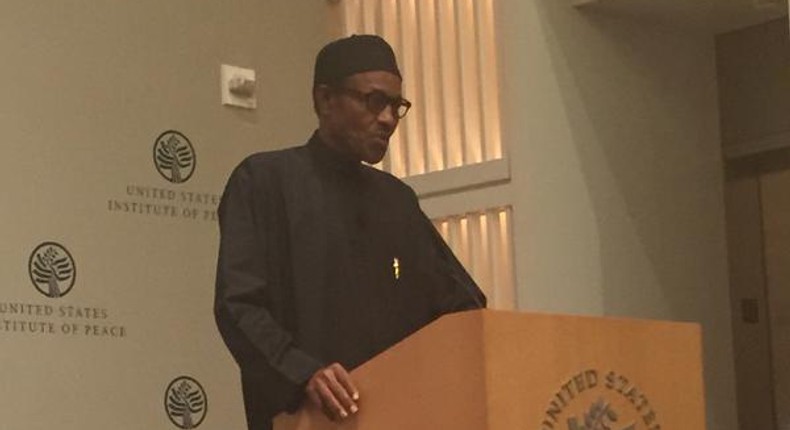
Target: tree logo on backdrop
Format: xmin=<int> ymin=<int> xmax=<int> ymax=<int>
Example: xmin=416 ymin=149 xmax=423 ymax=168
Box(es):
xmin=154 ymin=130 xmax=196 ymax=184
xmin=165 ymin=376 xmax=207 ymax=429
xmin=28 ymin=242 xmax=76 ymax=298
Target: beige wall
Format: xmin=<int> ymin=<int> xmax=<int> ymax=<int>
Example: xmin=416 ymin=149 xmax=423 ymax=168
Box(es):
xmin=760 ymin=171 xmax=790 ymax=430
xmin=497 ymin=1 xmax=736 ymax=428
xmin=717 ymin=18 xmax=790 ymax=150
xmin=0 ymin=1 xmax=327 ymax=428
xmin=726 ymin=163 xmax=790 ymax=430
xmin=719 ymin=16 xmax=790 ymax=430
xmin=725 ymin=176 xmax=777 ymax=430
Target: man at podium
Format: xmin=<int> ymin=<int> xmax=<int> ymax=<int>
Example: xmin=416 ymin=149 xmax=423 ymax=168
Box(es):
xmin=215 ymin=35 xmax=486 ymax=430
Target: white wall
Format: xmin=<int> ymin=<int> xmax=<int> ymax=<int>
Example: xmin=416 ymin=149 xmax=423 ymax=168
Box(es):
xmin=0 ymin=1 xmax=327 ymax=428
xmin=497 ymin=1 xmax=736 ymax=428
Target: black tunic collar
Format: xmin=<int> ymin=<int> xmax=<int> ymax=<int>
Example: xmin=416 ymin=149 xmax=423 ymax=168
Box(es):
xmin=307 ymin=131 xmax=363 ymax=176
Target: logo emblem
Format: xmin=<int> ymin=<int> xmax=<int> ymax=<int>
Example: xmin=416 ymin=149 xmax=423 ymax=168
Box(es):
xmin=567 ymin=399 xmax=634 ymax=430
xmin=28 ymin=242 xmax=76 ymax=298
xmin=540 ymin=369 xmax=660 ymax=430
xmin=165 ymin=376 xmax=207 ymax=429
xmin=154 ymin=130 xmax=196 ymax=183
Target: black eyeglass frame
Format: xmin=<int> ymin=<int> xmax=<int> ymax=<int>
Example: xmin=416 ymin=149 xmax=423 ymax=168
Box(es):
xmin=335 ymin=87 xmax=412 ymax=119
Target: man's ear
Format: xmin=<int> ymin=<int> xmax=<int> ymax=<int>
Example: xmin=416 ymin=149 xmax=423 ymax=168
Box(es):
xmin=313 ymin=84 xmax=333 ymax=116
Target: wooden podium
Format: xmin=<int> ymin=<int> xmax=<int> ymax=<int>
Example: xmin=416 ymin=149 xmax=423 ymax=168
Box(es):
xmin=274 ymin=310 xmax=705 ymax=429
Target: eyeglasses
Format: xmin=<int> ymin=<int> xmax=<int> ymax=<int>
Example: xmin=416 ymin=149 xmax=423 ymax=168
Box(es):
xmin=337 ymin=87 xmax=412 ymax=119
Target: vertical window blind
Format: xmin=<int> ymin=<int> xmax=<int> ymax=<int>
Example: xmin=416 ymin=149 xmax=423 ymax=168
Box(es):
xmin=433 ymin=207 xmax=516 ymax=310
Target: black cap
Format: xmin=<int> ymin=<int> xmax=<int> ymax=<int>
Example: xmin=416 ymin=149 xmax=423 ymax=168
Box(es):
xmin=313 ymin=34 xmax=401 ymax=86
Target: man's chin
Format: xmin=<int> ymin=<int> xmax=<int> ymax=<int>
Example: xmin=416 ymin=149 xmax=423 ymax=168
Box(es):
xmin=363 ymin=144 xmax=388 ymax=164
xmin=363 ymin=153 xmax=387 ymax=165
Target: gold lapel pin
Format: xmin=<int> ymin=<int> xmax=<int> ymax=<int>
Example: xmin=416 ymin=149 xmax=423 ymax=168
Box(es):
xmin=392 ymin=257 xmax=400 ymax=280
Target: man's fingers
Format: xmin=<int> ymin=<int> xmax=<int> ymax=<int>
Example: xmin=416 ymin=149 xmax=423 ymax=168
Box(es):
xmin=316 ymin=380 xmax=348 ymax=420
xmin=329 ymin=363 xmax=360 ymax=402
xmin=323 ymin=369 xmax=358 ymax=415
xmin=305 ymin=385 xmax=322 ymax=410
xmin=307 ymin=378 xmax=346 ymax=421
xmin=305 ymin=363 xmax=360 ymax=421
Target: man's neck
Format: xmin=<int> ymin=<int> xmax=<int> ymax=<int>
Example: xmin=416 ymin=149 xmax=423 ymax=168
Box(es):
xmin=316 ymin=128 xmax=359 ymax=164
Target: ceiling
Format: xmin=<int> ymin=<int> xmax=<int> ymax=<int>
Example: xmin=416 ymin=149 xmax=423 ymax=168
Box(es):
xmin=576 ymin=0 xmax=788 ymax=34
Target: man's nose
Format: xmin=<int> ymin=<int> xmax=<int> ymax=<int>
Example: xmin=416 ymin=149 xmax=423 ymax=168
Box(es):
xmin=377 ymin=104 xmax=399 ymax=128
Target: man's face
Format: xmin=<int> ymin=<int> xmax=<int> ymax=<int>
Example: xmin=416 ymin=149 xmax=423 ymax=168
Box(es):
xmin=322 ymin=71 xmax=403 ymax=164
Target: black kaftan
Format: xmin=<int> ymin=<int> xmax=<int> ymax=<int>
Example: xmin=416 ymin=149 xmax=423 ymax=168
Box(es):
xmin=214 ymin=133 xmax=486 ymax=430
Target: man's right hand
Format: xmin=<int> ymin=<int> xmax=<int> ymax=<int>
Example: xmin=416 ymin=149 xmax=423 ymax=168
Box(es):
xmin=305 ymin=362 xmax=360 ymax=421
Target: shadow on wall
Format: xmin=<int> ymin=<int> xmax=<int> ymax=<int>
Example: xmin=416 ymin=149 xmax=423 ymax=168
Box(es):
xmin=534 ymin=1 xmax=725 ymax=322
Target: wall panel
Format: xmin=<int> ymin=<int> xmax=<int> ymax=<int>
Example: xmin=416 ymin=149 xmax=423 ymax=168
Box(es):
xmin=0 ymin=1 xmax=327 ymax=429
